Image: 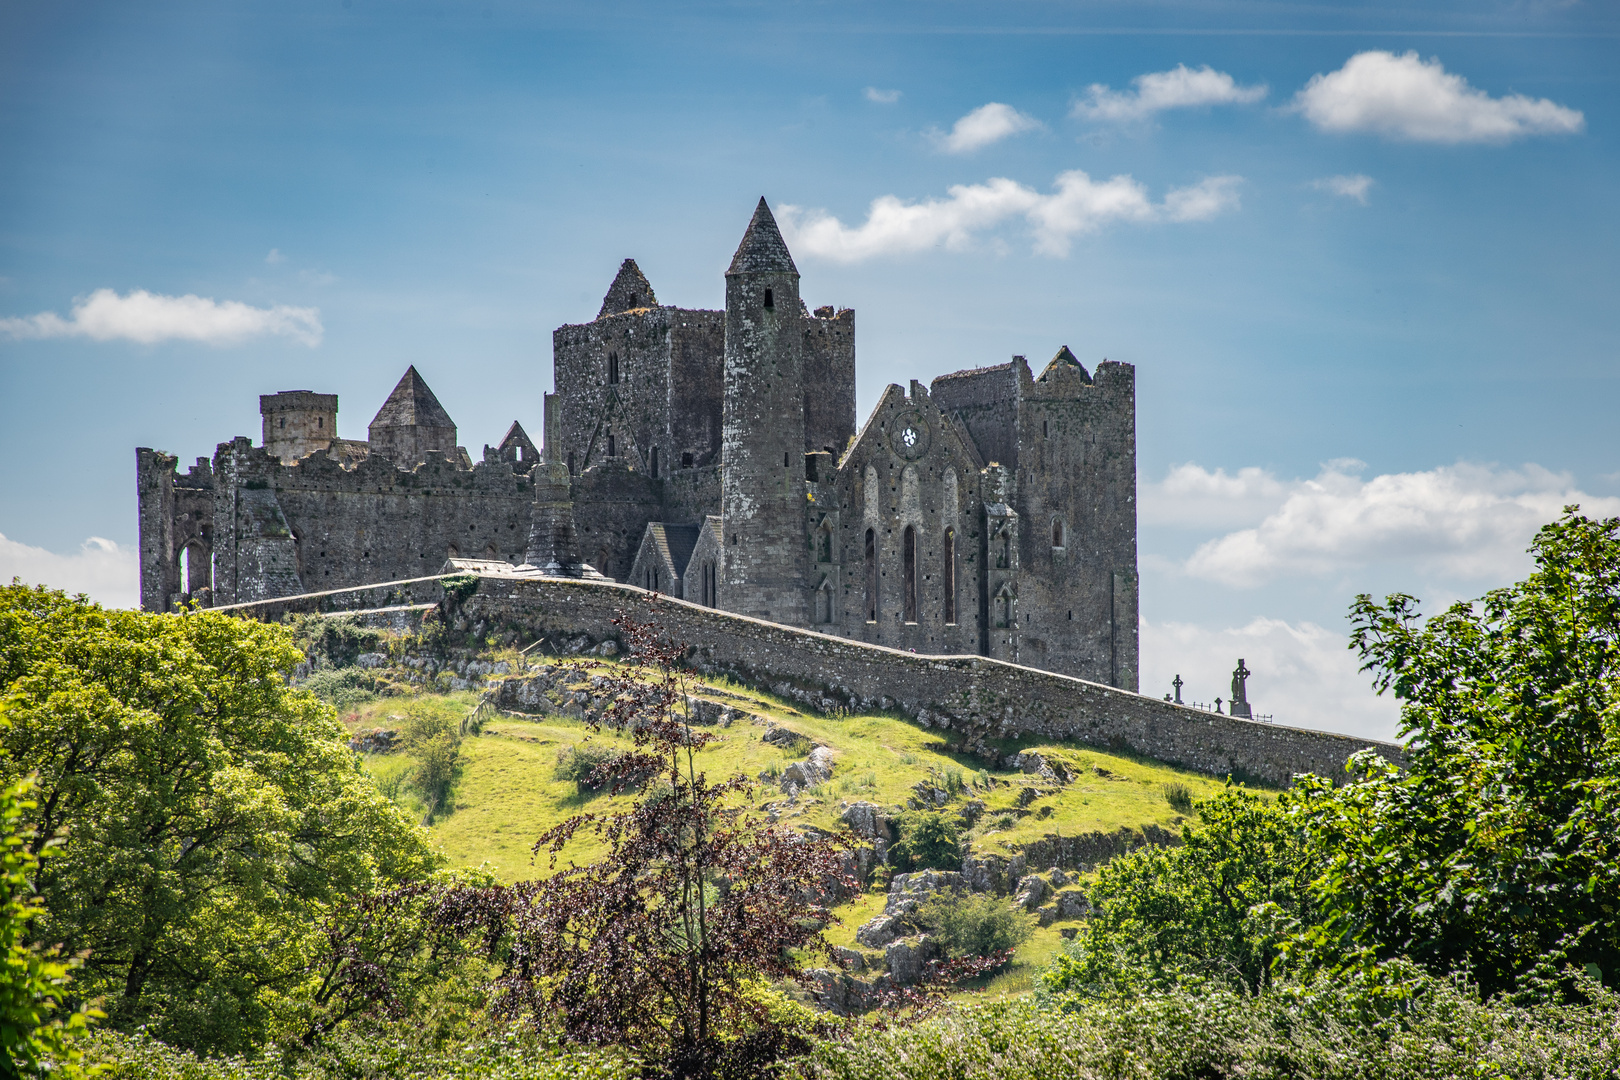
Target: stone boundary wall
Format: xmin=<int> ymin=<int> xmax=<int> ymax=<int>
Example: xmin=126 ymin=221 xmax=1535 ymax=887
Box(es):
xmin=218 ymin=573 xmax=1404 ymax=788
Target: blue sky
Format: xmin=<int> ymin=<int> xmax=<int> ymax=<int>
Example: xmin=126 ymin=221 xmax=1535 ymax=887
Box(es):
xmin=3 ymin=0 xmax=1617 ymax=738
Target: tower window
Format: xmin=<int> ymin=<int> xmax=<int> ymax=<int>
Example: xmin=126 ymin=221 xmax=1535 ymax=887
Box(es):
xmin=608 ymin=352 xmax=619 ymax=384
xmin=681 ymin=451 xmax=693 ymax=468
xmin=763 ymin=288 xmax=774 ymax=309
xmin=1052 ymin=519 xmax=1065 ymax=548
xmin=902 ymin=525 xmax=917 ymax=624
xmin=280 ymin=417 xmax=286 ymax=429
xmin=943 ymin=527 xmax=956 ymax=624
xmin=783 ymin=451 xmax=789 ymax=468
xmin=317 ymin=417 xmax=323 ymax=429
xmin=607 ymin=434 xmax=616 ymax=457
xmin=567 ymin=451 xmax=576 ymax=475
xmin=628 ymin=292 xmax=638 ymax=308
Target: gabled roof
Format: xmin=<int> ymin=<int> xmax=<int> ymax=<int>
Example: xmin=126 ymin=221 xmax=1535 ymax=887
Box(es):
xmin=498 ymin=420 xmax=538 ymax=458
xmin=369 ymin=366 xmax=456 ymax=431
xmin=644 ymin=522 xmax=703 ymax=578
xmin=727 ymin=197 xmax=798 ymax=276
xmin=597 ymin=258 xmax=659 ymax=319
xmin=1038 ymin=345 xmax=1092 ymax=384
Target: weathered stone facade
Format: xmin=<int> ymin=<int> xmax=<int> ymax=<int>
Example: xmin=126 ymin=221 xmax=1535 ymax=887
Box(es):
xmin=137 ymin=199 xmax=1138 ymax=689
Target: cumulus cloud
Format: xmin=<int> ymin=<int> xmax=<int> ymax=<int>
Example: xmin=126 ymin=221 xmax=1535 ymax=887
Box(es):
xmin=1141 ymin=616 xmax=1399 ymax=741
xmin=1176 ymin=460 xmax=1620 ymax=587
xmin=779 ymin=170 xmax=1241 ymax=262
xmin=931 ymin=102 xmax=1042 ymax=153
xmin=864 ymin=87 xmax=902 ymax=104
xmin=1141 ymin=463 xmax=1292 ymax=529
xmin=1292 ymin=51 xmax=1585 ymax=143
xmin=1 ymin=533 xmax=138 ymax=610
xmin=0 ymin=289 xmax=323 ymax=346
xmin=1310 ymin=174 xmax=1375 ymax=204
xmin=1075 ymin=64 xmax=1267 ymax=123
xmin=265 ymin=248 xmax=286 ymax=264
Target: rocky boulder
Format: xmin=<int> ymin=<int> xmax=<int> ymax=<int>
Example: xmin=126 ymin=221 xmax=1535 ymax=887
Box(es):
xmin=884 ymin=935 xmax=942 ymax=986
xmin=1012 ymin=873 xmax=1053 ymax=912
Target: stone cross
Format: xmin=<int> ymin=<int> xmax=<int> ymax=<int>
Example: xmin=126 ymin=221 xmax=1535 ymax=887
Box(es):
xmin=1214 ymin=696 xmax=1223 ymax=715
xmin=1172 ymin=673 xmax=1183 ymax=705
xmin=1229 ymin=658 xmax=1253 ymax=719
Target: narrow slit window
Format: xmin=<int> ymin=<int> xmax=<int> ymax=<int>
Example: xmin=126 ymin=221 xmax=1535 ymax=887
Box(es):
xmin=942 ymin=528 xmax=956 ymax=624
xmin=608 ymin=352 xmax=619 ymax=384
xmin=902 ymin=525 xmax=918 ymax=624
xmin=650 ymin=447 xmax=659 ymax=479
xmin=607 ymin=434 xmax=616 ymax=457
xmin=763 ymin=288 xmax=774 ymax=309
xmin=864 ymin=528 xmax=878 ymax=623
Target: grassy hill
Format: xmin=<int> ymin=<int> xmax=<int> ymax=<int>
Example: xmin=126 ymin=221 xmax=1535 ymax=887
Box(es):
xmin=333 ymin=654 xmax=1254 ymax=999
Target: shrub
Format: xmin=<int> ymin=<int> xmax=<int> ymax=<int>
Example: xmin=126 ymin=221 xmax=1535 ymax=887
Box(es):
xmin=888 ymin=811 xmax=961 ymax=872
xmin=917 ymin=891 xmax=1034 ymax=960
xmin=555 ymin=742 xmax=625 ymax=794
xmin=302 ymin=666 xmax=378 ymax=710
xmin=1162 ymin=781 xmax=1193 ymax=813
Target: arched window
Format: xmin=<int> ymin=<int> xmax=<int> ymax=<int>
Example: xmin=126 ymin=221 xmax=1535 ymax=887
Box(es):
xmin=942 ymin=527 xmax=956 ymax=624
xmin=608 ymin=352 xmax=619 ymax=384
xmin=817 ymin=523 xmax=832 ymax=563
xmin=650 ymin=447 xmax=659 ymax=479
xmin=864 ymin=528 xmax=878 ymax=623
xmin=902 ymin=525 xmax=918 ymax=624
xmin=1052 ymin=519 xmax=1065 ymax=548
xmin=763 ymin=287 xmax=774 ymax=309
xmin=998 ymin=528 xmax=1010 ymax=569
xmin=597 ymin=548 xmax=611 ymax=579
xmin=815 ymin=581 xmax=833 ymax=624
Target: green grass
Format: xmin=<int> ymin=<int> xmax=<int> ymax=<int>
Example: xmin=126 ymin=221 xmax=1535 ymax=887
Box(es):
xmin=341 ymin=662 xmax=1250 ymax=991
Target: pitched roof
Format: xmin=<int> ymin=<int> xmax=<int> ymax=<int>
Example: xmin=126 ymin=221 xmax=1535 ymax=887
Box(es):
xmin=1038 ymin=345 xmax=1092 ymax=384
xmin=727 ymin=197 xmax=798 ymax=276
xmin=369 ymin=366 xmax=456 ymax=431
xmin=597 ymin=258 xmax=659 ymax=319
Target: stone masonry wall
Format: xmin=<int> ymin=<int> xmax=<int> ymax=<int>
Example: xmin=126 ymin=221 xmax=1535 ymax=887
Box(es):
xmin=220 ymin=573 xmax=1404 ymax=788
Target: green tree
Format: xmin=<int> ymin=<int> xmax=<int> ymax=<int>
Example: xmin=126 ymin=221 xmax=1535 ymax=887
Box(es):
xmin=1043 ymin=788 xmax=1315 ymax=996
xmin=0 ymin=584 xmax=439 ymax=1053
xmin=887 ymin=812 xmax=960 ymax=873
xmin=1294 ymin=509 xmax=1620 ymax=995
xmin=0 ymin=777 xmax=99 ymax=1078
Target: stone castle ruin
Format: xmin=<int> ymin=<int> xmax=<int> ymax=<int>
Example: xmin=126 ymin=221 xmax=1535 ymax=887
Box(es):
xmin=138 ymin=198 xmax=1139 ymax=689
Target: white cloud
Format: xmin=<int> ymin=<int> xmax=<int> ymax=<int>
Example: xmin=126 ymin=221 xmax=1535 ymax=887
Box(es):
xmin=1179 ymin=460 xmax=1620 ymax=588
xmin=1142 ymin=463 xmax=1292 ymax=529
xmin=1310 ymin=174 xmax=1374 ymax=204
xmin=0 ymin=289 xmax=323 ymax=346
xmin=1 ymin=533 xmax=138 ymax=610
xmin=931 ymin=102 xmax=1042 ymax=153
xmin=265 ymin=248 xmax=286 ymax=264
xmin=864 ymin=87 xmax=902 ymax=104
xmin=1141 ymin=616 xmax=1399 ymax=742
xmin=779 ymin=170 xmax=1241 ymax=262
xmin=1292 ymin=51 xmax=1585 ymax=143
xmin=1075 ymin=64 xmax=1267 ymax=124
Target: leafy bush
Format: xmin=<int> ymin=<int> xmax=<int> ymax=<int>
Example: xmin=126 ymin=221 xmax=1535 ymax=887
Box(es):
xmin=804 ymin=972 xmax=1620 ymax=1080
xmin=302 ymin=666 xmax=378 ymax=709
xmin=888 ymin=811 xmax=961 ymax=873
xmin=556 ymin=742 xmax=626 ymax=794
xmin=917 ymin=891 xmax=1034 ymax=960
xmin=1161 ymin=781 xmax=1193 ymax=813
xmin=399 ymin=713 xmax=462 ymax=818
xmin=1043 ymin=787 xmax=1315 ymax=995
xmin=287 ymin=613 xmax=384 ymax=668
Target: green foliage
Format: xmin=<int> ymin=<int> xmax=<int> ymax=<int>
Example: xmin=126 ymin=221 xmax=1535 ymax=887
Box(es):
xmin=439 ymin=575 xmax=480 ymax=605
xmin=1043 ymin=788 xmax=1315 ymax=995
xmin=0 ymin=584 xmax=439 ymax=1054
xmin=401 ymin=715 xmax=462 ymax=821
xmin=554 ymin=742 xmax=623 ymax=795
xmin=806 ymin=972 xmax=1620 ymax=1080
xmin=916 ymin=891 xmax=1034 ymax=960
xmin=887 ymin=812 xmax=960 ymax=873
xmin=1296 ymin=509 xmax=1620 ymax=995
xmin=0 ymin=777 xmax=100 ymax=1078
xmin=78 ymin=1026 xmax=634 ymax=1080
xmin=1161 ymin=781 xmax=1193 ymax=813
xmin=300 ymin=666 xmax=378 ymax=710
xmin=285 ymin=614 xmax=383 ymax=669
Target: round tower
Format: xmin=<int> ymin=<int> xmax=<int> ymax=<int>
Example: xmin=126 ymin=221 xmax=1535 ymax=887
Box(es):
xmin=718 ymin=198 xmax=808 ymax=623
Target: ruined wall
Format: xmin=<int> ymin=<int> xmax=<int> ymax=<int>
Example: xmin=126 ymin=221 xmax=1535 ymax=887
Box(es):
xmin=802 ymin=306 xmax=856 ymax=456
xmin=569 ymin=463 xmax=663 ymax=582
xmin=931 ymin=361 xmax=1021 ymax=470
xmin=221 ymin=573 xmax=1404 ymax=789
xmin=1014 ymin=358 xmax=1138 ymax=690
xmin=137 ymin=449 xmax=216 ymax=611
xmin=206 ymin=438 xmax=535 ymax=605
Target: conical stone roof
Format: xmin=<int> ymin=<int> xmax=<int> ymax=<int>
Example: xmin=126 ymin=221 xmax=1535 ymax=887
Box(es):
xmin=369 ymin=366 xmax=456 ymax=431
xmin=727 ymin=197 xmax=798 ymax=276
